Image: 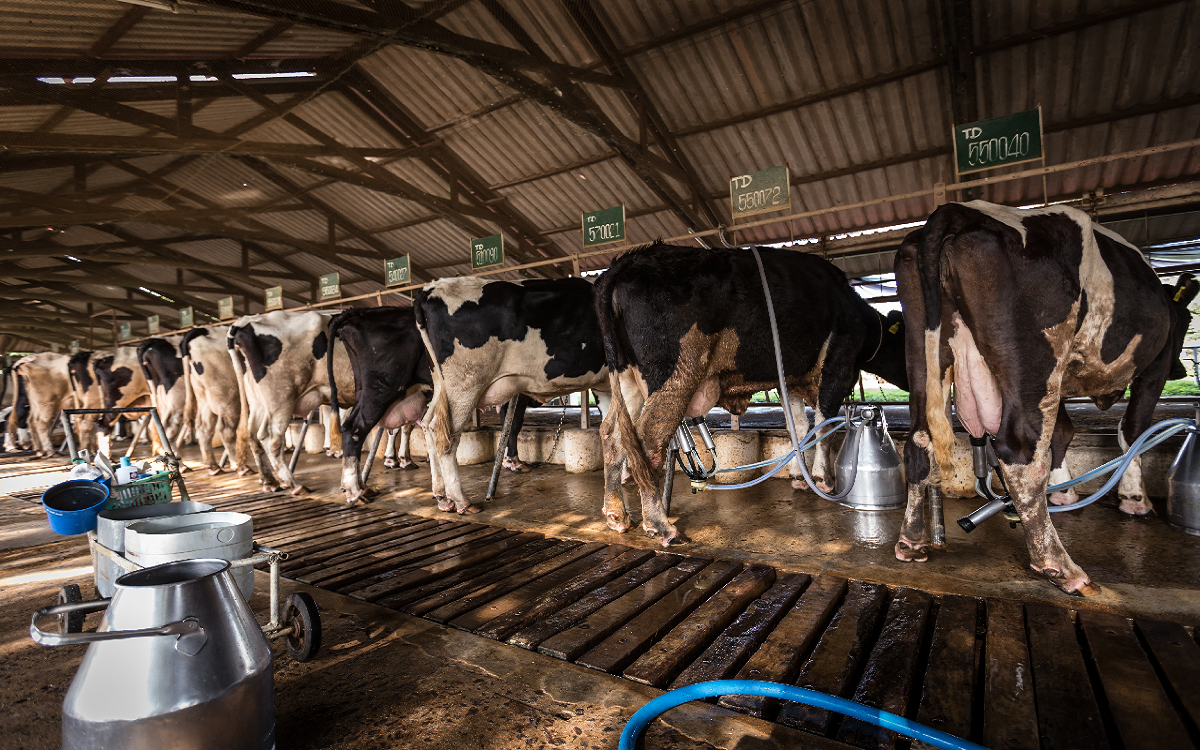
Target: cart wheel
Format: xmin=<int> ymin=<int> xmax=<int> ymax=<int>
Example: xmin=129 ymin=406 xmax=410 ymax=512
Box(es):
xmin=58 ymin=584 xmax=84 ymax=634
xmin=282 ymin=592 xmax=321 ymax=662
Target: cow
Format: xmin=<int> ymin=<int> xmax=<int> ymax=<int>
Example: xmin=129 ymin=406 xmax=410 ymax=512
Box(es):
xmin=227 ymin=310 xmax=352 ymax=494
xmin=66 ymin=351 xmax=106 ymax=454
xmin=414 ymin=277 xmax=611 ymax=514
xmin=894 ymin=200 xmax=1198 ymax=597
xmin=327 ymin=307 xmax=434 ymax=503
xmin=182 ymin=326 xmax=251 ymax=474
xmin=8 ymin=353 xmax=73 ymax=456
xmin=594 ymin=242 xmax=909 ymax=546
xmin=138 ymin=336 xmax=194 ymax=454
xmin=90 ymin=346 xmax=155 ymax=457
xmin=3 ymin=366 xmax=32 ymax=451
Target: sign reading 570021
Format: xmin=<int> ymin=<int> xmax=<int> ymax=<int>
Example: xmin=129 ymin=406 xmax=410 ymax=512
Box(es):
xmin=954 ymin=107 xmax=1043 ymax=174
xmin=470 ymin=234 xmax=504 ymax=270
xmin=730 ymin=165 xmax=790 ymax=219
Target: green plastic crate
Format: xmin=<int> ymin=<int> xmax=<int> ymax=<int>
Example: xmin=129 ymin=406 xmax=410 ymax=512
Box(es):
xmin=104 ymin=471 xmax=173 ymax=509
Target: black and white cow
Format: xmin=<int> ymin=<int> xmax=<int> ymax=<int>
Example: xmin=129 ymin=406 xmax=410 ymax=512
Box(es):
xmin=66 ymin=351 xmax=106 ymax=454
xmin=414 ymin=277 xmax=611 ymax=514
xmin=182 ymin=326 xmax=249 ymax=474
xmin=326 ymin=307 xmax=434 ymax=503
xmin=138 ymin=336 xmax=193 ymax=453
xmin=3 ymin=365 xmax=32 ymax=451
xmin=895 ymin=200 xmax=1198 ymax=597
xmin=227 ymin=310 xmax=352 ymax=494
xmin=595 ymin=242 xmax=908 ymax=546
xmin=90 ymin=346 xmax=155 ymax=456
xmin=9 ymin=353 xmax=73 ymax=456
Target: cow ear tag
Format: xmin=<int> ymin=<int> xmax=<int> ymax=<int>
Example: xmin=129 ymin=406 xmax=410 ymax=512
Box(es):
xmin=1175 ymin=288 xmax=1186 ymax=302
xmin=888 ymin=322 xmax=901 ymax=335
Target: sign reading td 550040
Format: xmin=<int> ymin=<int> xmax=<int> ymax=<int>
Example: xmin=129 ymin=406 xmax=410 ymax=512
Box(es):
xmin=954 ymin=107 xmax=1043 ymax=174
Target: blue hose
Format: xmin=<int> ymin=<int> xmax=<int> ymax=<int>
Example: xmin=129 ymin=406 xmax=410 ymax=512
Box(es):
xmin=707 ymin=416 xmax=847 ymax=491
xmin=619 ymin=680 xmax=985 ymax=750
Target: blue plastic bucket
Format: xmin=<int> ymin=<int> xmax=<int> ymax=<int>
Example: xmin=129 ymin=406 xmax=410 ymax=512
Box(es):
xmin=42 ymin=480 xmax=111 ymax=535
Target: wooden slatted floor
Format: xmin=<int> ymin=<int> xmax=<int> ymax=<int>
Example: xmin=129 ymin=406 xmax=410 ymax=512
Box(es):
xmin=8 ymin=479 xmax=1200 ymax=749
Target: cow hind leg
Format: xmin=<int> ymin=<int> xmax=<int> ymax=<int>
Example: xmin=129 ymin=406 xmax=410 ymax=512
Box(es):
xmin=1047 ymin=404 xmax=1079 ymax=506
xmin=896 ymin=429 xmax=935 ymax=562
xmin=383 ymin=429 xmax=398 ymax=469
xmin=599 ymin=397 xmax=633 ymax=533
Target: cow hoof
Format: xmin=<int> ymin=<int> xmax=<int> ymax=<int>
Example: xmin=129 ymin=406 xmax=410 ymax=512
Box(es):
xmin=895 ymin=539 xmax=929 ymax=563
xmin=1048 ymin=490 xmax=1079 ymax=506
xmin=208 ymin=467 xmax=223 ymax=477
xmin=400 ymin=460 xmax=418 ymax=470
xmin=457 ymin=503 xmax=481 ymax=515
xmin=289 ymin=485 xmax=308 ymax=496
xmin=237 ymin=467 xmax=252 ymax=476
xmin=790 ymin=477 xmax=808 ymax=491
xmin=1037 ymin=566 xmax=1102 ymax=597
xmin=1119 ymin=496 xmax=1154 ymax=516
xmin=435 ymin=496 xmax=454 ymax=512
xmin=177 ymin=464 xmax=190 ymax=475
xmin=261 ymin=483 xmax=281 ymax=493
xmin=383 ymin=458 xmax=397 ymax=469
xmin=502 ymin=457 xmax=528 ymax=473
xmin=605 ymin=512 xmax=633 ymax=534
xmin=815 ymin=478 xmax=833 ymax=494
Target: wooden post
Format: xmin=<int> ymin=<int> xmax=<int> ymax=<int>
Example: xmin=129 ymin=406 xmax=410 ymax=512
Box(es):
xmin=933 ymin=182 xmax=947 ymax=207
xmin=579 ymin=390 xmax=590 ymax=429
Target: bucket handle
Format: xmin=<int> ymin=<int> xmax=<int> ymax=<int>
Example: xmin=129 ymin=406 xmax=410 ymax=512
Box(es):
xmin=30 ymin=601 xmax=207 ymax=656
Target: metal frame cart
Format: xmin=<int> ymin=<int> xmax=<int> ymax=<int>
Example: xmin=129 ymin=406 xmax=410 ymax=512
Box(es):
xmin=53 ymin=406 xmax=322 ymax=662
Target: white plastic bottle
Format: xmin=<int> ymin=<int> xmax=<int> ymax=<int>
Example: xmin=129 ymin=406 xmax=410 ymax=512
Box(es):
xmin=115 ymin=456 xmax=139 ymax=485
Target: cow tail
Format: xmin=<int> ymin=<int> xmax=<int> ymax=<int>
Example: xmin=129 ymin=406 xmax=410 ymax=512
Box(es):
xmin=594 ymin=270 xmax=657 ymax=493
xmin=917 ymin=205 xmax=957 ymax=476
xmin=326 ymin=313 xmax=346 ymax=432
xmin=4 ymin=368 xmax=18 ymax=445
xmin=414 ymin=295 xmax=454 ymax=456
xmin=228 ymin=327 xmax=255 ymax=468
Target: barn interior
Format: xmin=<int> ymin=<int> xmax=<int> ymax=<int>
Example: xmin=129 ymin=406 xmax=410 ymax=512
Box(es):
xmin=2 ymin=1 xmax=1200 ymax=749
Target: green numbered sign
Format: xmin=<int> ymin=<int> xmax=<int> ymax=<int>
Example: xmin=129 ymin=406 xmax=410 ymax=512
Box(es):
xmin=470 ymin=234 xmax=504 ymax=270
xmin=147 ymin=315 xmax=160 ymax=334
xmin=180 ymin=307 xmax=193 ymax=327
xmin=385 ymin=256 xmax=410 ymax=287
xmin=218 ymin=296 xmax=234 ymax=320
xmin=319 ymin=272 xmax=340 ymax=301
xmin=954 ymin=107 xmax=1043 ymax=174
xmin=265 ymin=286 xmax=283 ymax=311
xmin=730 ymin=165 xmax=790 ymax=219
xmin=582 ymin=206 xmax=625 ymax=247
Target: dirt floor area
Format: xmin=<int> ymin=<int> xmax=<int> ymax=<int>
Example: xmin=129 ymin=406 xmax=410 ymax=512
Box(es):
xmin=2 ymin=408 xmax=1200 ymax=749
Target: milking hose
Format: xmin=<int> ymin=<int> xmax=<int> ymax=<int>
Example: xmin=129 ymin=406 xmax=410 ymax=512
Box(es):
xmin=707 ymin=415 xmax=849 ymax=491
xmin=1044 ymin=416 xmax=1197 ymax=512
xmin=618 ymin=679 xmax=985 ymax=750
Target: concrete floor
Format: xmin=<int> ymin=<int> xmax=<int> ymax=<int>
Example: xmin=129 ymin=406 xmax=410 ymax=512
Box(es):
xmin=4 ymin=422 xmax=1200 ymax=749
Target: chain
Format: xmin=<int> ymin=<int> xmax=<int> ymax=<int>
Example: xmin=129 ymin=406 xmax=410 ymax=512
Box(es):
xmin=546 ymin=404 xmax=569 ymax=461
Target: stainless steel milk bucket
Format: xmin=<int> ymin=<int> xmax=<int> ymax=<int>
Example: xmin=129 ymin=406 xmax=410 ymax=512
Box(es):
xmin=95 ymin=501 xmax=214 ymax=597
xmin=30 ymin=559 xmax=274 ymax=750
xmin=125 ymin=511 xmax=254 ymax=599
xmin=833 ymin=405 xmax=906 ymax=510
xmin=1167 ymin=422 xmax=1200 ymax=536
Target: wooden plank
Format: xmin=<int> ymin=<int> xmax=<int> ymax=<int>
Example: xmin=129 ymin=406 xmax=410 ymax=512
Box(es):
xmin=301 ymin=523 xmax=486 ymax=587
xmin=377 ymin=537 xmax=564 ymax=610
xmin=624 ymin=565 xmax=776 ymax=688
xmin=776 ymin=581 xmax=888 ymax=734
xmin=318 ymin=526 xmax=506 ymax=590
xmin=537 ymin=557 xmax=712 ymax=662
xmin=283 ymin=519 xmax=448 ymax=573
xmin=269 ymin=515 xmax=426 ymax=556
xmin=474 ymin=547 xmax=657 ymax=642
xmin=911 ymin=595 xmax=979 ymax=750
xmin=343 ymin=531 xmax=535 ymax=601
xmin=1137 ymin=617 xmax=1200 ymax=734
xmin=575 ymin=560 xmax=742 ymax=675
xmin=508 ymin=553 xmax=683 ymax=651
xmin=836 ymin=588 xmax=933 ymax=750
xmin=423 ymin=542 xmax=607 ymax=624
xmin=982 ymin=599 xmax=1039 ymax=750
xmin=259 ymin=510 xmax=409 ymax=546
xmin=672 ymin=572 xmax=810 ymax=689
xmin=286 ymin=520 xmax=464 ymax=578
xmin=449 ymin=545 xmax=633 ymax=633
xmin=1081 ymin=611 xmax=1192 ymax=750
xmin=719 ymin=574 xmax=847 ymax=718
xmin=1025 ymin=605 xmax=1109 ymax=750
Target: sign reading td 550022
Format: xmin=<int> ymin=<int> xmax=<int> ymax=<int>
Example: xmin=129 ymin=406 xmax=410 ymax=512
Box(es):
xmin=730 ymin=165 xmax=790 ymax=219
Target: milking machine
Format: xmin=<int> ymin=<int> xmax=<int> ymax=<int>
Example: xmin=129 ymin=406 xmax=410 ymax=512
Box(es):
xmin=659 ymin=247 xmax=906 ymax=510
xmin=958 ymin=414 xmax=1200 ymax=532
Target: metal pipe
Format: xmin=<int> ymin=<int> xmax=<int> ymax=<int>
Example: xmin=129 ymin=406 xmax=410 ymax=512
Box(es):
xmin=929 ymin=486 xmax=946 ymax=548
xmin=661 ymin=441 xmax=678 ymax=517
xmin=125 ymin=415 xmax=151 ymax=459
xmin=487 ymin=395 xmax=520 ymax=501
xmin=60 ymin=411 xmax=77 ymax=459
xmin=288 ymin=410 xmax=316 ymax=475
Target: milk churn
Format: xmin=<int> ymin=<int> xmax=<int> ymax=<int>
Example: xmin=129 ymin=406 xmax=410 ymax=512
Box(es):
xmin=833 ymin=405 xmax=906 ymax=510
xmin=1167 ymin=409 xmax=1200 ymax=536
xmin=30 ymin=558 xmax=274 ymax=750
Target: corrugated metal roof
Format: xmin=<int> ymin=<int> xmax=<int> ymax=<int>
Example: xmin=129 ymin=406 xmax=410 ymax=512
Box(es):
xmin=0 ymin=0 xmax=1198 ymax=349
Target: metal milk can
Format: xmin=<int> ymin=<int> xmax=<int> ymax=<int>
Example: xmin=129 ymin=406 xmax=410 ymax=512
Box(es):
xmin=1167 ymin=411 xmax=1200 ymax=536
xmin=30 ymin=558 xmax=274 ymax=750
xmin=834 ymin=405 xmax=906 ymax=510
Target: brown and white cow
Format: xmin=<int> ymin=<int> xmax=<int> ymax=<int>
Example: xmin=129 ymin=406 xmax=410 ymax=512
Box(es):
xmin=595 ymin=242 xmax=908 ymax=546
xmin=138 ymin=336 xmax=194 ymax=454
xmin=66 ymin=351 xmax=104 ymax=454
xmin=227 ymin=310 xmax=351 ymax=494
xmin=8 ymin=353 xmax=72 ymax=456
xmin=182 ymin=326 xmax=250 ymax=474
xmin=414 ymin=277 xmax=611 ymax=514
xmin=895 ymin=200 xmax=1198 ymax=597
